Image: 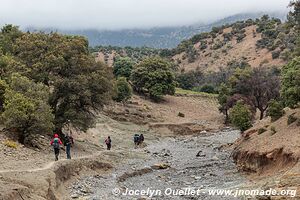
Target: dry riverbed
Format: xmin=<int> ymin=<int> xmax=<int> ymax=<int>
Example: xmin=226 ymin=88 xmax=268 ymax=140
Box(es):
xmin=70 ymin=129 xmax=250 ymax=200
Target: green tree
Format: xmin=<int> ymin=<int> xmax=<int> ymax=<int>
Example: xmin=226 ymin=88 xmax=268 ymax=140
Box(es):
xmin=113 ymin=57 xmax=134 ymax=79
xmin=131 ymin=57 xmax=175 ymax=100
xmin=266 ymin=100 xmax=285 ymax=121
xmin=281 ymin=57 xmax=300 ymax=107
xmin=2 ymin=74 xmax=54 ymax=145
xmin=229 ymin=101 xmax=252 ymax=132
xmin=13 ymin=32 xmax=114 ymax=133
xmin=0 ymin=25 xmax=23 ymax=54
xmin=113 ymin=77 xmax=132 ymax=102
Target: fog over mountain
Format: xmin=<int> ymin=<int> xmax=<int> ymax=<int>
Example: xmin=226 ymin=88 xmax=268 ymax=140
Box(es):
xmin=0 ymin=0 xmax=290 ymax=30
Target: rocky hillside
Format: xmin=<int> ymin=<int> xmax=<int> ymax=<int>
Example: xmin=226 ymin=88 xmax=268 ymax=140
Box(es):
xmin=94 ymin=15 xmax=295 ymax=73
xmin=170 ymin=15 xmax=297 ymax=72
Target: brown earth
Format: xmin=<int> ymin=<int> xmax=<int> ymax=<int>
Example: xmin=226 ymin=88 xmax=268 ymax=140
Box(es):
xmin=232 ymin=108 xmax=300 ymax=199
xmin=174 ymin=25 xmax=286 ymax=72
xmin=0 ymin=94 xmax=224 ymax=199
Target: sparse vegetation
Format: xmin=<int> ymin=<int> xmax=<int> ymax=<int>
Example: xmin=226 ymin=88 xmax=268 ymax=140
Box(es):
xmin=270 ymin=126 xmax=277 ymax=135
xmin=229 ymin=101 xmax=252 ymax=132
xmin=267 ymin=100 xmax=285 ymax=122
xmin=287 ymin=113 xmax=298 ymax=125
xmin=258 ymin=128 xmax=267 ymax=135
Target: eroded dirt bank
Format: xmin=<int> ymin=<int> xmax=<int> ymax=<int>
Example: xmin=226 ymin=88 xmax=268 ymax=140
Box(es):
xmin=70 ymin=129 xmax=249 ymax=200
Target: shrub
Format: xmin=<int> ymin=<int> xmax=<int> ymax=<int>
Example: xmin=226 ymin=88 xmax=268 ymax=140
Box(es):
xmin=281 ymin=57 xmax=300 ymax=108
xmin=229 ymin=101 xmax=252 ymax=132
xmin=266 ymin=100 xmax=284 ymax=122
xmin=287 ymin=114 xmax=297 ymax=125
xmin=113 ymin=77 xmax=132 ymax=102
xmin=270 ymin=126 xmax=277 ymax=135
xmin=131 ymin=57 xmax=176 ymax=101
xmin=4 ymin=140 xmax=18 ymax=148
xmin=113 ymin=57 xmax=134 ymax=79
xmin=258 ymin=128 xmax=267 ymax=135
xmin=178 ymin=112 xmax=185 ymax=117
xmin=199 ymin=84 xmax=216 ymax=94
xmin=272 ymin=50 xmax=281 ymax=59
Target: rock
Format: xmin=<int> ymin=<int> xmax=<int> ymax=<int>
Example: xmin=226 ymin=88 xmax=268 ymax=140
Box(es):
xmin=71 ymin=193 xmax=80 ymax=198
xmin=194 ymin=176 xmax=201 ymax=180
xmin=212 ymin=156 xmax=219 ymax=160
xmin=178 ymin=112 xmax=185 ymax=117
xmin=151 ymin=163 xmax=170 ymax=170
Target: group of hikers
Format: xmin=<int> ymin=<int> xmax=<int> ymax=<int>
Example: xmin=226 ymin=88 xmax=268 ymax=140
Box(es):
xmin=50 ymin=131 xmax=145 ymax=161
xmin=50 ymin=133 xmax=73 ymax=161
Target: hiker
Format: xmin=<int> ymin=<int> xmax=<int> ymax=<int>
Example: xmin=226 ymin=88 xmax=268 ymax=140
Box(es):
xmin=105 ymin=136 xmax=112 ymax=150
xmin=50 ymin=134 xmax=63 ymax=161
xmin=64 ymin=134 xmax=72 ymax=159
xmin=139 ymin=134 xmax=144 ymax=145
xmin=133 ymin=134 xmax=140 ymax=148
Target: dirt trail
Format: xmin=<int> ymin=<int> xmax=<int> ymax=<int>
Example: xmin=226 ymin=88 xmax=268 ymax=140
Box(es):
xmin=70 ymin=129 xmax=250 ymax=199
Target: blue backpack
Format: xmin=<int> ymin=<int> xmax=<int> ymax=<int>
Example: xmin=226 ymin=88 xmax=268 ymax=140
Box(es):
xmin=53 ymin=138 xmax=60 ymax=149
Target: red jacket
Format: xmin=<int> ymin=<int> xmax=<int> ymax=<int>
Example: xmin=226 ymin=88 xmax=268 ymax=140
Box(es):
xmin=50 ymin=134 xmax=63 ymax=145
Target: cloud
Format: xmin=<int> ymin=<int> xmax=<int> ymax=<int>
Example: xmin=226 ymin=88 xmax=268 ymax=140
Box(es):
xmin=0 ymin=0 xmax=291 ymax=30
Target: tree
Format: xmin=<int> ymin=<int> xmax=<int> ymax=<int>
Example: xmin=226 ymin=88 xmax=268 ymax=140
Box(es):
xmin=0 ymin=25 xmax=23 ymax=54
xmin=281 ymin=57 xmax=300 ymax=107
xmin=131 ymin=57 xmax=176 ymax=100
xmin=246 ymin=67 xmax=280 ymax=120
xmin=113 ymin=77 xmax=132 ymax=102
xmin=113 ymin=57 xmax=134 ymax=79
xmin=2 ymin=74 xmax=54 ymax=145
xmin=229 ymin=101 xmax=252 ymax=132
xmin=229 ymin=67 xmax=280 ymax=120
xmin=13 ymin=32 xmax=114 ymax=133
xmin=267 ymin=100 xmax=285 ymax=121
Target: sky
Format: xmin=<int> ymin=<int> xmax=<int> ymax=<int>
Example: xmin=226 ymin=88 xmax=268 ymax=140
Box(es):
xmin=0 ymin=0 xmax=291 ymax=30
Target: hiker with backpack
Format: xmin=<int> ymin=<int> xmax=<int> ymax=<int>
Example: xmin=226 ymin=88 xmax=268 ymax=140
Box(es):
xmin=139 ymin=134 xmax=144 ymax=145
xmin=50 ymin=134 xmax=63 ymax=161
xmin=133 ymin=134 xmax=140 ymax=148
xmin=64 ymin=134 xmax=72 ymax=159
xmin=105 ymin=136 xmax=112 ymax=150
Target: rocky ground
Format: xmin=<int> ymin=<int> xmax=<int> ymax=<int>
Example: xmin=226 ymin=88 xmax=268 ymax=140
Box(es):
xmin=70 ymin=129 xmax=250 ymax=200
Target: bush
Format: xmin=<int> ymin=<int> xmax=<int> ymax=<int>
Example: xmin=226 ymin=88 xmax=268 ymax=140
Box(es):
xmin=281 ymin=57 xmax=300 ymax=107
xmin=229 ymin=101 xmax=252 ymax=132
xmin=199 ymin=84 xmax=216 ymax=94
xmin=4 ymin=140 xmax=18 ymax=148
xmin=113 ymin=57 xmax=134 ymax=79
xmin=287 ymin=114 xmax=297 ymax=125
xmin=2 ymin=74 xmax=54 ymax=144
xmin=272 ymin=50 xmax=281 ymax=59
xmin=270 ymin=126 xmax=277 ymax=135
xmin=266 ymin=100 xmax=284 ymax=122
xmin=113 ymin=77 xmax=132 ymax=102
xmin=131 ymin=57 xmax=176 ymax=101
xmin=258 ymin=128 xmax=267 ymax=135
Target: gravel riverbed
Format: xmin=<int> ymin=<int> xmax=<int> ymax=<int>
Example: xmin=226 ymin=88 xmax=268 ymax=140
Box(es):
xmin=70 ymin=129 xmax=249 ymax=200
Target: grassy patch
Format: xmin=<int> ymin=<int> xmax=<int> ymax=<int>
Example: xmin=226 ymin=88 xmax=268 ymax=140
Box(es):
xmin=4 ymin=140 xmax=18 ymax=149
xmin=175 ymin=88 xmax=217 ymax=98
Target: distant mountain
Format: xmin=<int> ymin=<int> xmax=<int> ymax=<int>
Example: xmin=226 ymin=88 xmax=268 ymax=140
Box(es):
xmin=26 ymin=12 xmax=287 ymax=48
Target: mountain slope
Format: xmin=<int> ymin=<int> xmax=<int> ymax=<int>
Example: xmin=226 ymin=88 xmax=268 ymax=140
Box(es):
xmin=26 ymin=12 xmax=287 ymax=48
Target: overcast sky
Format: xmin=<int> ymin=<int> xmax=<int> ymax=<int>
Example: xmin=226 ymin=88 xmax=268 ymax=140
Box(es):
xmin=0 ymin=0 xmax=291 ymax=30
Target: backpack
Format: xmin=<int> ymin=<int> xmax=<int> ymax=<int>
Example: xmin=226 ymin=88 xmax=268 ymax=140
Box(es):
xmin=53 ymin=138 xmax=60 ymax=149
xmin=134 ymin=134 xmax=140 ymax=143
xmin=105 ymin=138 xmax=110 ymax=145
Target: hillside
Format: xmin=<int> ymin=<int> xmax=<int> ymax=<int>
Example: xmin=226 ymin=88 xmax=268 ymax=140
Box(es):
xmin=26 ymin=12 xmax=287 ymax=48
xmin=94 ymin=15 xmax=295 ymax=74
